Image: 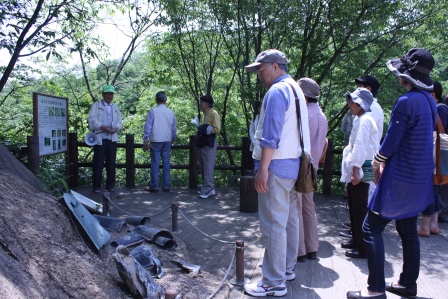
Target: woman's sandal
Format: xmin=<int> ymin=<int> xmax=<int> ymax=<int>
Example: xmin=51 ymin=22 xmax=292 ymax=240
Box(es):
xmin=385 ymin=282 xmax=417 ymax=298
xmin=346 ymin=291 xmax=386 ymax=299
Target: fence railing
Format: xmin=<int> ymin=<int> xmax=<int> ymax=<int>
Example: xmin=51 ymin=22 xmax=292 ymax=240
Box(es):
xmin=27 ymin=132 xmax=342 ymax=194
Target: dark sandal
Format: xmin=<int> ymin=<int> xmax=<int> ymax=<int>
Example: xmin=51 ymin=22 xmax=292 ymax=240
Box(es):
xmin=347 ymin=291 xmax=386 ymax=299
xmin=385 ymin=282 xmax=416 ymax=298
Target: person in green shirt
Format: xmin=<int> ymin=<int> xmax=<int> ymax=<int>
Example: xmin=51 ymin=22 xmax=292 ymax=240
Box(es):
xmin=196 ymin=95 xmax=221 ymax=199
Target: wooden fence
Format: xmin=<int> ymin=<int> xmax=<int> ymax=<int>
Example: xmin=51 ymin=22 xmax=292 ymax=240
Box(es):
xmin=27 ymin=132 xmax=342 ymax=194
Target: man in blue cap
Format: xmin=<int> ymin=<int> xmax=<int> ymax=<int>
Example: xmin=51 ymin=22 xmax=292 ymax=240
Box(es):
xmin=243 ymin=49 xmax=310 ymax=297
xmin=88 ymin=85 xmax=123 ymax=193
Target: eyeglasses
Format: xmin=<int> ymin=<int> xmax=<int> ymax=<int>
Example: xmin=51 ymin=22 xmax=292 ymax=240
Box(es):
xmin=257 ymin=65 xmax=270 ymax=76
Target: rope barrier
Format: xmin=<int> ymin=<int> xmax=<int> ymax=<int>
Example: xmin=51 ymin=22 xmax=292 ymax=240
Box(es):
xmin=178 ymin=208 xmax=234 ymax=244
xmin=205 ymin=252 xmax=235 ymax=299
xmin=101 ymin=194 xmax=244 ymax=299
xmin=106 ymin=194 xmax=171 ymax=218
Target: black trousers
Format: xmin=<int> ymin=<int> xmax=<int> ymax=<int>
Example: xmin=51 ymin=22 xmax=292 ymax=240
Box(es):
xmin=347 ymin=182 xmax=369 ymax=252
xmin=92 ymin=139 xmax=117 ymax=190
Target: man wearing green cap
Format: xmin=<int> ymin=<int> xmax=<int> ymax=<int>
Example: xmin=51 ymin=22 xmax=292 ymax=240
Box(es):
xmin=88 ymin=85 xmax=123 ymax=193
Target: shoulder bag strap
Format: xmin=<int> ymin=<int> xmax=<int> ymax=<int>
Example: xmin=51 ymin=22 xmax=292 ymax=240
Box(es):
xmin=416 ymin=89 xmax=435 ymax=126
xmin=285 ymin=82 xmax=305 ymax=151
xmin=417 ymin=90 xmax=444 ymax=174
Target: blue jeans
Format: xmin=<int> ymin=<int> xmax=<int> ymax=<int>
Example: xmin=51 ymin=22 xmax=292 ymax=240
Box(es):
xmin=363 ymin=211 xmax=420 ymax=292
xmin=421 ymin=185 xmax=442 ymax=216
xmin=150 ymin=141 xmax=172 ymax=189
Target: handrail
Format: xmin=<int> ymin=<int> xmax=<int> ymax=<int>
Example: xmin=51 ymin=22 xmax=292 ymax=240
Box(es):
xmin=31 ymin=132 xmax=343 ymax=194
xmin=67 ymin=133 xmax=253 ymax=190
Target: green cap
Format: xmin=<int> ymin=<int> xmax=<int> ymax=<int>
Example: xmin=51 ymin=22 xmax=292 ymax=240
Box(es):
xmin=103 ymin=85 xmax=115 ymax=93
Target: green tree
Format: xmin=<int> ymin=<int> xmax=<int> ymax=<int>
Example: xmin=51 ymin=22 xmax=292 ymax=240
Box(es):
xmin=0 ymin=0 xmax=100 ymax=95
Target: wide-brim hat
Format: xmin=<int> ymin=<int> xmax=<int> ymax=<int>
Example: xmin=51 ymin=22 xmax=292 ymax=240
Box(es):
xmin=298 ymin=77 xmax=320 ymax=99
xmin=245 ymin=49 xmax=289 ymax=72
xmin=346 ymin=88 xmax=374 ymax=112
xmin=386 ymin=48 xmax=434 ymax=90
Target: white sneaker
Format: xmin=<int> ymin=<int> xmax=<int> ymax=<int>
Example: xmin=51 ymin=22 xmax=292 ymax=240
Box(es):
xmin=244 ymin=281 xmax=287 ymax=297
xmin=197 ymin=189 xmax=215 ymax=195
xmin=199 ymin=189 xmax=215 ymax=199
xmin=285 ymin=271 xmax=296 ymax=281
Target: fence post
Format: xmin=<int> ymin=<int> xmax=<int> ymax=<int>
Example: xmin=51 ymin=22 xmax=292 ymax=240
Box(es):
xmin=229 ymin=240 xmax=250 ymax=285
xmin=67 ymin=132 xmax=79 ymax=188
xmin=241 ymin=136 xmax=252 ymax=175
xmin=322 ymin=138 xmax=334 ymax=194
xmin=171 ymin=202 xmax=180 ymax=233
xmin=102 ymin=192 xmax=110 ymax=216
xmin=27 ymin=135 xmax=39 ymax=175
xmin=126 ymin=134 xmax=135 ymax=188
xmin=188 ymin=135 xmax=198 ymax=189
xmin=165 ymin=289 xmax=178 ymax=299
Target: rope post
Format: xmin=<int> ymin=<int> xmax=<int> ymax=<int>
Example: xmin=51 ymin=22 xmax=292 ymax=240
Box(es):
xmin=229 ymin=240 xmax=250 ymax=285
xmin=171 ymin=202 xmax=182 ymax=233
xmin=165 ymin=289 xmax=178 ymax=299
xmin=102 ymin=192 xmax=110 ymax=216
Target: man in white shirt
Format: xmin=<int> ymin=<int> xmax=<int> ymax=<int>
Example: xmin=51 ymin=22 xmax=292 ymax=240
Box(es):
xmin=88 ymin=85 xmax=123 ymax=193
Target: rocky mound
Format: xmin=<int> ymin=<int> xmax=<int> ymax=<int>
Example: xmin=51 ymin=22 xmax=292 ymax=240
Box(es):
xmin=0 ymin=143 xmax=225 ymax=299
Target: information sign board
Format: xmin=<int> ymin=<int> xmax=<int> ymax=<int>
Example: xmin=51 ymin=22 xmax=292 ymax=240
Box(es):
xmin=33 ymin=93 xmax=69 ymax=156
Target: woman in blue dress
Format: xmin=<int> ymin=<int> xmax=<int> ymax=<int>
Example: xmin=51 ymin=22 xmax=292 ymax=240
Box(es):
xmin=347 ymin=48 xmax=437 ymax=299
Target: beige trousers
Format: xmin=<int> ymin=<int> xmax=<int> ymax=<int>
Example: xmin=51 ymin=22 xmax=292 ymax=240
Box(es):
xmin=297 ymin=191 xmax=319 ymax=256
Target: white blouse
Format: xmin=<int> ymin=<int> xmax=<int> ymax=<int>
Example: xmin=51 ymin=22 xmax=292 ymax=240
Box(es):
xmin=340 ymin=112 xmax=379 ymax=183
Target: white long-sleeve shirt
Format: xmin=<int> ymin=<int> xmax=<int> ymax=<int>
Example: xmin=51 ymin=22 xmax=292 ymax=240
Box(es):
xmin=340 ymin=112 xmax=378 ymax=182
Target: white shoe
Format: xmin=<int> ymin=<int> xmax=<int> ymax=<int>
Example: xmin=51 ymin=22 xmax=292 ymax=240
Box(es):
xmin=244 ymin=281 xmax=287 ymax=297
xmin=199 ymin=189 xmax=215 ymax=199
xmin=285 ymin=271 xmax=296 ymax=281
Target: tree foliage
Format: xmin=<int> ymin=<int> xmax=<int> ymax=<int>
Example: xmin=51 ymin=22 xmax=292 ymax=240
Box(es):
xmin=1 ymin=0 xmax=448 ymax=188
xmin=0 ymin=0 xmax=102 ymax=94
